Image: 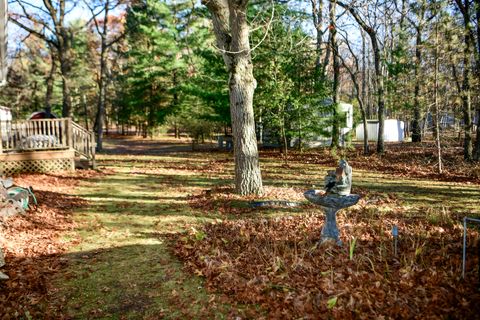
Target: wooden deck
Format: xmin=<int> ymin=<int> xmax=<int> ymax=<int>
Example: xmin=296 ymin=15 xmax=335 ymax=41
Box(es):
xmin=0 ymin=118 xmax=95 ymax=175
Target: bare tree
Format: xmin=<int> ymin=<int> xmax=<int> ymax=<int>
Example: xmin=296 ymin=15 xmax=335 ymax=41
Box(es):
xmin=10 ymin=0 xmax=76 ymax=117
xmin=338 ymin=31 xmax=369 ymax=154
xmin=337 ymin=0 xmax=386 ymax=153
xmin=84 ymin=0 xmax=126 ymax=151
xmin=201 ymin=0 xmax=263 ymax=195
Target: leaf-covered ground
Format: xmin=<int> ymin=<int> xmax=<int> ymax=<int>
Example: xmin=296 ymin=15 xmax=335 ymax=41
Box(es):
xmin=175 ymin=191 xmax=480 ymax=318
xmin=0 ymin=171 xmax=102 ymax=318
xmin=1 ymin=136 xmax=479 ymax=319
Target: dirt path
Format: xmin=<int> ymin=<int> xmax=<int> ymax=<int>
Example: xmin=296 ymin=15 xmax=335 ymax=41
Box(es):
xmin=102 ymin=135 xmax=217 ymax=155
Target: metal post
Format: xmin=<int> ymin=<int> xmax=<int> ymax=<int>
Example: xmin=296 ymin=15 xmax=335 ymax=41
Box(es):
xmin=392 ymin=225 xmax=398 ymax=257
xmin=462 ymin=217 xmax=467 ymax=279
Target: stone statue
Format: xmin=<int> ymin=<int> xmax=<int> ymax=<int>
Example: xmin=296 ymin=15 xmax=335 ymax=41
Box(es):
xmin=304 ymin=160 xmax=360 ymax=246
xmin=324 ymin=159 xmax=352 ymax=196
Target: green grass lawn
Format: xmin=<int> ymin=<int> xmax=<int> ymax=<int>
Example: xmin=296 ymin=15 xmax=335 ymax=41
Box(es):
xmin=50 ymin=138 xmax=480 ymax=319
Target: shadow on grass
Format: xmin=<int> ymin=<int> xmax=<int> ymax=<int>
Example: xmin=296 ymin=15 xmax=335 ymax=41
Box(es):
xmin=50 ymin=243 xmax=254 ymax=319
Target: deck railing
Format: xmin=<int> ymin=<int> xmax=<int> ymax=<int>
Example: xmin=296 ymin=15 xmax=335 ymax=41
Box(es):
xmin=0 ymin=118 xmax=95 ymax=162
xmin=71 ymin=121 xmax=95 ymax=160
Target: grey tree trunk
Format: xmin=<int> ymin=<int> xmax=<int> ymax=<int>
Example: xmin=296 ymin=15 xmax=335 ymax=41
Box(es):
xmin=433 ymin=23 xmax=442 ymax=173
xmin=473 ymin=0 xmax=480 ymax=160
xmin=95 ymin=16 xmax=108 ymax=152
xmin=310 ymin=0 xmax=325 ymax=79
xmin=412 ymin=30 xmax=423 ymax=143
xmin=45 ymin=48 xmax=56 ymax=117
xmin=329 ymin=0 xmax=340 ymax=149
xmin=59 ymin=52 xmax=72 ymax=117
xmin=87 ymin=0 xmax=114 ymax=152
xmin=203 ymin=0 xmax=263 ymax=195
xmin=455 ymin=0 xmax=474 ymax=161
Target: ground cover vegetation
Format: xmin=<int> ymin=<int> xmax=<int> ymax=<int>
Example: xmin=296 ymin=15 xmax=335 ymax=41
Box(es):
xmin=0 ymin=137 xmax=479 ymax=318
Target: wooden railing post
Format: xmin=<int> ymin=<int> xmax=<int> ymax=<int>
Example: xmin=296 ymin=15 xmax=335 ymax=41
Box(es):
xmin=67 ymin=118 xmax=73 ymax=149
xmin=0 ymin=121 xmax=3 ymax=154
xmin=91 ymin=131 xmax=96 ymax=169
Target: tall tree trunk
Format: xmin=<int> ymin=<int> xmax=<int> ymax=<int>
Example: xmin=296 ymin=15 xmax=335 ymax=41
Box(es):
xmin=59 ymin=54 xmax=72 ymax=117
xmin=330 ymin=0 xmax=340 ymax=149
xmin=45 ymin=49 xmax=56 ymax=117
xmin=473 ymin=0 xmax=480 ymax=160
xmin=361 ymin=30 xmax=368 ymax=119
xmin=412 ymin=29 xmax=423 ymax=143
xmin=203 ymin=0 xmax=263 ymax=195
xmin=311 ymin=0 xmax=325 ymax=80
xmin=93 ymin=0 xmax=110 ymax=151
xmin=455 ymin=0 xmax=474 ymax=160
xmin=95 ymin=34 xmax=108 ymax=151
xmin=433 ymin=23 xmax=442 ymax=173
xmin=372 ymin=37 xmax=385 ymax=153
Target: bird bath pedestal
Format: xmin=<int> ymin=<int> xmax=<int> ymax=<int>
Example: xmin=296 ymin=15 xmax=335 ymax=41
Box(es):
xmin=304 ymin=190 xmax=360 ymax=245
xmin=304 ymin=160 xmax=360 ymax=246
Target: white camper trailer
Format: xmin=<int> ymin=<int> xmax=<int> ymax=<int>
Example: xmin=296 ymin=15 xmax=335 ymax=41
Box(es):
xmin=306 ymin=102 xmax=354 ymax=147
xmin=355 ymin=119 xmax=405 ymax=142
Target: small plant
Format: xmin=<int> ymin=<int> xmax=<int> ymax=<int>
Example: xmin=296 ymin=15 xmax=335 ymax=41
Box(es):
xmin=327 ymin=296 xmax=338 ymax=309
xmin=349 ymin=237 xmax=357 ymax=260
xmin=191 ymin=227 xmax=206 ymax=241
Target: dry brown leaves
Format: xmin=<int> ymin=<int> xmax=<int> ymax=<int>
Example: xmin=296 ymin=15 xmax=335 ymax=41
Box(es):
xmin=264 ymin=142 xmax=480 ymax=184
xmin=0 ymin=170 xmax=104 ymax=319
xmin=173 ymin=199 xmax=480 ymax=319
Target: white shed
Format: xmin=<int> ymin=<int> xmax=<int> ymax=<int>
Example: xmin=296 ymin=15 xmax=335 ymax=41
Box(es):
xmin=356 ymin=119 xmax=405 ymax=142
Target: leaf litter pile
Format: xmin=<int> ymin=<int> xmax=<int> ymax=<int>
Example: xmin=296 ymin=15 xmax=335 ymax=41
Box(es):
xmin=0 ymin=171 xmax=102 ymax=318
xmin=188 ymin=185 xmax=309 ymax=216
xmin=175 ymin=191 xmax=480 ymax=319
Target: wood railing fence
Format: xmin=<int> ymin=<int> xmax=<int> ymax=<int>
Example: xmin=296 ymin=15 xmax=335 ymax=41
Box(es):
xmin=0 ymin=118 xmax=95 ymax=162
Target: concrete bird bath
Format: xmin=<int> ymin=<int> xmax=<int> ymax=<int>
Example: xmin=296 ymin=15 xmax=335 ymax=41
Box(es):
xmin=304 ymin=160 xmax=360 ymax=246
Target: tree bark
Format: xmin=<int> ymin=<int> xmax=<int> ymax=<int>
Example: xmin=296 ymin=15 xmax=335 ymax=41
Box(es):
xmin=473 ymin=0 xmax=480 ymax=160
xmin=203 ymin=0 xmax=263 ymax=195
xmin=412 ymin=29 xmax=423 ymax=143
xmin=94 ymin=1 xmax=110 ymax=151
xmin=310 ymin=0 xmax=325 ymax=79
xmin=330 ymin=0 xmax=340 ymax=149
xmin=455 ymin=0 xmax=474 ymax=161
xmin=45 ymin=47 xmax=56 ymax=117
xmin=59 ymin=53 xmax=72 ymax=117
xmin=433 ymin=22 xmax=442 ymax=173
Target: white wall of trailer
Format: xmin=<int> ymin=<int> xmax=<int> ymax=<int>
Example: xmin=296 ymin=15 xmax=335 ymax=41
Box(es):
xmin=356 ymin=119 xmax=405 ymax=142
